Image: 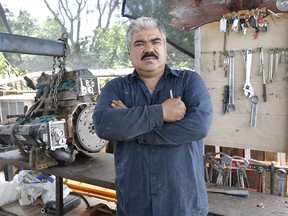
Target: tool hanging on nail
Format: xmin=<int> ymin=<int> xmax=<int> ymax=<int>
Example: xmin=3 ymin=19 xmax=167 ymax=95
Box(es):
xmin=243 ymin=49 xmax=255 ymax=98
xmin=285 ymin=48 xmax=288 ymax=80
xmin=250 ymin=95 xmax=259 ymax=127
xmin=226 ymin=51 xmax=236 ymax=112
xmin=259 ymin=47 xmax=267 ymax=102
xmin=274 ymin=48 xmax=280 ymax=78
xmin=222 ymin=85 xmax=229 ymax=114
xmin=267 ymin=48 xmax=274 ymax=83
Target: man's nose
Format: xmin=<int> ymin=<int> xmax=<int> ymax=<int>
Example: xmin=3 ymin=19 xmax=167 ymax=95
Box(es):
xmin=143 ymin=41 xmax=154 ymax=52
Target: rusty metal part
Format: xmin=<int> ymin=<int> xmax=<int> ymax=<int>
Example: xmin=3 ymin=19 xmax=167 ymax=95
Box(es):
xmin=168 ymin=0 xmax=285 ymax=30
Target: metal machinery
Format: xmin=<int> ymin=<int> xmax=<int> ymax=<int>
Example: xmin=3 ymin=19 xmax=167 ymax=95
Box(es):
xmin=0 ymin=33 xmax=108 ymax=169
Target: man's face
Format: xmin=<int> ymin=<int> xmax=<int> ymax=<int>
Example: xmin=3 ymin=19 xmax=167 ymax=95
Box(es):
xmin=128 ymin=28 xmax=167 ymax=75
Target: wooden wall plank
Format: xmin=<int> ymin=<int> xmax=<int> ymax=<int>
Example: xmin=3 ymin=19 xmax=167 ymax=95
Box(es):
xmin=201 ymin=13 xmax=288 ymax=153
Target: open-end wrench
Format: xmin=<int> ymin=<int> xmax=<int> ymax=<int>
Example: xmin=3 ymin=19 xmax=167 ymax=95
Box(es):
xmin=274 ymin=48 xmax=279 ymax=78
xmin=250 ymin=95 xmax=259 ymax=127
xmin=226 ymin=51 xmax=236 ymax=112
xmin=285 ymin=48 xmax=288 ymax=80
xmin=276 ymin=169 xmax=287 ymax=197
xmin=243 ymin=49 xmax=254 ymax=98
xmin=280 ymin=48 xmax=285 ymax=63
xmin=241 ymin=49 xmax=247 ymax=69
xmin=233 ymin=156 xmax=250 ymax=188
xmin=267 ymin=48 xmax=274 ymax=83
xmin=259 ymin=47 xmax=267 ymax=102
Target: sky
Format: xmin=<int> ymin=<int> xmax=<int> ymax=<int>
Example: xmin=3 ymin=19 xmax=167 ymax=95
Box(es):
xmin=1 ymin=0 xmax=51 ymax=22
xmin=0 ymin=0 xmax=107 ymax=37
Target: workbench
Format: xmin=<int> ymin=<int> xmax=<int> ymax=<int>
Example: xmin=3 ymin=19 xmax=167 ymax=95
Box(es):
xmin=1 ymin=150 xmax=288 ymax=216
xmin=0 ymin=150 xmax=115 ymax=216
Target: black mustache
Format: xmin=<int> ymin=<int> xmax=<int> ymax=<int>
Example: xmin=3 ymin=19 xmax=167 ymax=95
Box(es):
xmin=141 ymin=52 xmax=159 ymax=60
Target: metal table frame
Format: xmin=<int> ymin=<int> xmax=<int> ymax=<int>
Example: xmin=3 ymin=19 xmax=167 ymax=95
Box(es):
xmin=0 ymin=150 xmax=115 ymax=216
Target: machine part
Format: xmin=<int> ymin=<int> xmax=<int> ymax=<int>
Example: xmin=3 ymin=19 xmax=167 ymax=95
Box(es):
xmin=0 ymin=69 xmax=106 ymax=168
xmin=48 ymin=120 xmax=68 ymax=150
xmin=226 ymin=51 xmax=236 ymax=112
xmin=79 ymin=77 xmax=96 ymax=96
xmin=276 ymin=0 xmax=288 ymax=11
xmin=0 ymin=120 xmax=68 ymax=151
xmin=74 ymin=104 xmax=108 ymax=153
xmin=29 ymin=147 xmax=59 ymax=170
xmin=243 ymin=49 xmax=254 ymax=98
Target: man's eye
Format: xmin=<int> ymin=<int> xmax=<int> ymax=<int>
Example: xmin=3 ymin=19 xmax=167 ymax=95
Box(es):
xmin=135 ymin=42 xmax=144 ymax=47
xmin=152 ymin=41 xmax=161 ymax=46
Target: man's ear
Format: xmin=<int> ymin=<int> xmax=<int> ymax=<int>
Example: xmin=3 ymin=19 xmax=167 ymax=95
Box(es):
xmin=127 ymin=49 xmax=131 ymax=59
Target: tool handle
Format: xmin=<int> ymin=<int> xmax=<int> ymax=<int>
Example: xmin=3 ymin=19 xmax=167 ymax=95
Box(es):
xmin=207 ymin=188 xmax=249 ymax=197
xmin=263 ymin=83 xmax=267 ymax=102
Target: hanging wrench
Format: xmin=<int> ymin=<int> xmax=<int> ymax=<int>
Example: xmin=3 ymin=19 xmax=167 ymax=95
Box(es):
xmin=259 ymin=47 xmax=267 ymax=102
xmin=276 ymin=169 xmax=287 ymax=197
xmin=285 ymin=48 xmax=288 ymax=80
xmin=250 ymin=95 xmax=259 ymax=127
xmin=226 ymin=51 xmax=236 ymax=112
xmin=243 ymin=49 xmax=254 ymax=98
xmin=267 ymin=48 xmax=274 ymax=83
xmin=233 ymin=156 xmax=250 ymax=188
xmin=274 ymin=48 xmax=279 ymax=78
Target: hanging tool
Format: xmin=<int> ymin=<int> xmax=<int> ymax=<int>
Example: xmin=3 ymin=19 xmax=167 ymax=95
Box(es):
xmin=280 ymin=48 xmax=285 ymax=63
xmin=267 ymin=48 xmax=274 ymax=83
xmin=216 ymin=154 xmax=233 ymax=186
xmin=259 ymin=47 xmax=267 ymax=102
xmin=276 ymin=169 xmax=287 ymax=197
xmin=243 ymin=49 xmax=254 ymax=98
xmin=274 ymin=48 xmax=280 ymax=78
xmin=226 ymin=51 xmax=236 ymax=112
xmin=204 ymin=152 xmax=230 ymax=185
xmin=222 ymin=85 xmax=229 ymax=114
xmin=257 ymin=166 xmax=265 ymax=192
xmin=285 ymin=48 xmax=288 ymax=80
xmin=233 ymin=156 xmax=250 ymax=188
xmin=250 ymin=95 xmax=259 ymax=127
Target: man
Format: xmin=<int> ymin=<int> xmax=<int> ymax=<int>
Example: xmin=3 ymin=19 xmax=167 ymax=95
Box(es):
xmin=93 ymin=17 xmax=213 ymax=216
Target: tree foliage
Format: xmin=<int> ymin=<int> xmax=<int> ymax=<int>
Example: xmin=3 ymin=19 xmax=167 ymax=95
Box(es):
xmin=0 ymin=0 xmax=194 ymax=76
xmin=0 ymin=53 xmax=30 ymax=79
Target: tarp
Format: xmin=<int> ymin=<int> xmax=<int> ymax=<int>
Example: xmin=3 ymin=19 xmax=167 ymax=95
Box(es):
xmin=121 ymin=0 xmax=195 ymax=59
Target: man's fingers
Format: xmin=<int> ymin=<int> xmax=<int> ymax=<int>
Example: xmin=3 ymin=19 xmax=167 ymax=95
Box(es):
xmin=111 ymin=100 xmax=128 ymax=109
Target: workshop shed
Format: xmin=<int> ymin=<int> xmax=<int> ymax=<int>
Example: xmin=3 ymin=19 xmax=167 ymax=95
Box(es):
xmin=0 ymin=1 xmax=288 ymax=215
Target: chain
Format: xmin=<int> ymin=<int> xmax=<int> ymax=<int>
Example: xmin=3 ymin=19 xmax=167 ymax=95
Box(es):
xmin=49 ymin=33 xmax=68 ymax=110
xmin=49 ymin=57 xmax=57 ymax=108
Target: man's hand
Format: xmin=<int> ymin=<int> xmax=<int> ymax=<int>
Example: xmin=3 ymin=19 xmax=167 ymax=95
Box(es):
xmin=111 ymin=100 xmax=128 ymax=109
xmin=162 ymin=97 xmax=186 ymax=122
